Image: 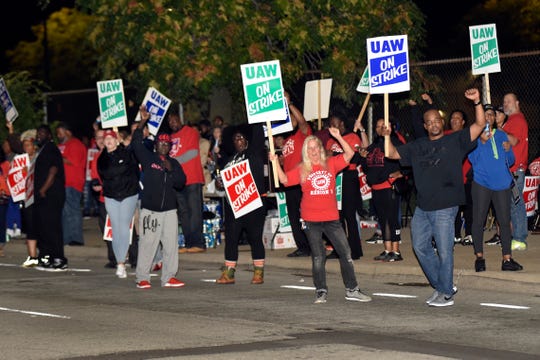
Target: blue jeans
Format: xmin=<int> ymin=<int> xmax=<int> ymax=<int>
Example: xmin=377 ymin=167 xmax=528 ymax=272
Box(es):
xmin=105 ymin=194 xmax=138 ymax=264
xmin=176 ymin=183 xmax=204 ymax=248
xmin=411 ymin=206 xmax=458 ymax=297
xmin=510 ymin=169 xmax=528 ymax=244
xmin=304 ymin=220 xmax=358 ymax=292
xmin=62 ymin=187 xmax=84 ymax=245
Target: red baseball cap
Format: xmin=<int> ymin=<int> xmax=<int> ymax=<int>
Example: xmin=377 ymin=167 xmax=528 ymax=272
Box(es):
xmin=103 ymin=129 xmax=118 ymax=139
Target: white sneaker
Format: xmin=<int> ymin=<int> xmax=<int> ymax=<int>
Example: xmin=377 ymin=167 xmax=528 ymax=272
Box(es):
xmin=116 ymin=264 xmax=127 ymax=278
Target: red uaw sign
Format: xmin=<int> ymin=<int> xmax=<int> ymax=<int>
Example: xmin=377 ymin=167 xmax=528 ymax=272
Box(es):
xmin=221 ymin=159 xmax=262 ymax=218
xmin=524 ymin=176 xmax=540 ymax=217
xmin=7 ymin=153 xmax=29 ymax=202
xmin=103 ymin=214 xmax=134 ymax=242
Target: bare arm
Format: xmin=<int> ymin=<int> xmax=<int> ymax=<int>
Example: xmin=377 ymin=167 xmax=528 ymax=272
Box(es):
xmin=464 ymin=88 xmax=486 ymax=141
xmin=285 ymin=91 xmax=310 ymax=136
xmin=329 ymin=127 xmax=354 ymax=163
xmin=269 ymin=153 xmax=288 ymax=185
xmin=379 ymin=125 xmax=401 ymax=160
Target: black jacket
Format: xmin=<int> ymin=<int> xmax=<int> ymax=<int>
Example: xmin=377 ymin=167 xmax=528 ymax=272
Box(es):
xmin=97 ymin=145 xmax=140 ymax=201
xmin=132 ymin=128 xmax=186 ymax=212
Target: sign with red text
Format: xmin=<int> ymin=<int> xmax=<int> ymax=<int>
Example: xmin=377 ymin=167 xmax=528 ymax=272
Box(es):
xmin=103 ymin=214 xmax=134 ymax=242
xmin=86 ymin=148 xmax=99 ymax=181
xmin=524 ymin=176 xmax=540 ymax=217
xmin=357 ymin=165 xmax=372 ymax=201
xmin=7 ymin=153 xmax=29 ymax=202
xmin=25 ymin=157 xmax=35 ymax=207
xmin=221 ymin=159 xmax=262 ymax=218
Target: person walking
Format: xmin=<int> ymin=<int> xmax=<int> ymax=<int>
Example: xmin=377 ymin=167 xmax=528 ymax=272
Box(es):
xmin=271 ymin=127 xmax=372 ymax=304
xmin=382 ymin=88 xmax=486 ymax=307
xmin=97 ymin=129 xmax=140 ymax=279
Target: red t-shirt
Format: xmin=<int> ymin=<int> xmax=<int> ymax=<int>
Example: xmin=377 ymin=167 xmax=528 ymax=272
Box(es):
xmin=58 ymin=137 xmax=87 ymax=192
xmin=282 ymin=127 xmax=312 ymax=172
xmin=169 ymin=125 xmax=204 ymax=185
xmin=503 ymin=112 xmax=529 ymax=172
xmin=326 ymin=132 xmax=362 ymax=170
xmin=286 ymin=155 xmax=348 ymax=222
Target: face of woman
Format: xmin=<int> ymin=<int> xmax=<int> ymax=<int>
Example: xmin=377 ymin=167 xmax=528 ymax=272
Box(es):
xmin=23 ymin=139 xmax=36 ymax=156
xmin=104 ymin=135 xmax=118 ymax=152
xmin=306 ymin=139 xmax=321 ymax=164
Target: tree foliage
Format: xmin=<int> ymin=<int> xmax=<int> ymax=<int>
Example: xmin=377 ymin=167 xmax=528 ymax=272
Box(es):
xmin=79 ymin=0 xmax=428 ymax=120
xmin=6 ymin=7 xmax=98 ymax=90
xmin=0 ymin=71 xmax=48 ymax=140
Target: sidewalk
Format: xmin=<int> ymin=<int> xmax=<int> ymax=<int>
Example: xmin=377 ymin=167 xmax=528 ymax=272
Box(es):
xmin=4 ymin=216 xmax=539 ymax=293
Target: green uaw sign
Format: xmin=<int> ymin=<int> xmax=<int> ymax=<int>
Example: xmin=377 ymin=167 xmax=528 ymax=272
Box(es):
xmin=276 ymin=191 xmax=291 ymax=232
xmin=355 ymin=66 xmax=370 ymax=93
xmin=241 ymin=60 xmax=287 ymax=124
xmin=97 ymin=79 xmax=128 ymax=128
xmin=469 ymin=23 xmax=501 ymax=75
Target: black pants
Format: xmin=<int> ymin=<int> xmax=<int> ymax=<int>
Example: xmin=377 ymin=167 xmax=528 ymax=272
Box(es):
xmin=35 ymin=196 xmax=65 ymax=261
xmin=340 ymin=170 xmax=363 ymax=258
xmin=223 ymin=200 xmax=266 ymax=262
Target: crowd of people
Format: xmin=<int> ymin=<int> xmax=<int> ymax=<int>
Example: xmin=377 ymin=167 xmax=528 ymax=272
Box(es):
xmin=0 ymin=86 xmax=534 ymax=306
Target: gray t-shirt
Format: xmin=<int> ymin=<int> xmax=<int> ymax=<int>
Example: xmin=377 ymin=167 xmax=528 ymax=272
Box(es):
xmin=397 ymin=129 xmax=476 ymax=211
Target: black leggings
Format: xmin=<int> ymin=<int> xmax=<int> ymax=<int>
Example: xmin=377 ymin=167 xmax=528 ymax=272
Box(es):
xmin=471 ymin=181 xmax=512 ymax=256
xmin=224 ymin=201 xmax=266 ymax=262
xmin=372 ymin=188 xmax=401 ymax=242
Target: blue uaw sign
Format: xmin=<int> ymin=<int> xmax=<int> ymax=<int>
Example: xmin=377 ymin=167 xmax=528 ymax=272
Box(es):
xmin=136 ymin=87 xmax=172 ymax=136
xmin=0 ymin=78 xmax=18 ymax=122
xmin=366 ymin=35 xmax=410 ymax=94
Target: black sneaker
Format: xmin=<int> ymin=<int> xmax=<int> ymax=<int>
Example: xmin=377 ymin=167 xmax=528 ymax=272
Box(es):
xmin=326 ymin=251 xmax=339 ymax=259
xmin=52 ymin=258 xmax=68 ymax=271
xmin=366 ymin=233 xmax=383 ymax=244
xmin=485 ymin=234 xmax=501 ymax=246
xmin=501 ymin=258 xmax=523 ymax=271
xmin=388 ymin=252 xmax=403 ymax=262
xmin=374 ymin=251 xmax=391 ymax=261
xmin=461 ymin=235 xmax=473 ymax=246
xmin=38 ymin=255 xmax=52 ymax=268
xmin=287 ymin=249 xmax=311 ymax=257
xmin=475 ymin=258 xmax=486 ymax=272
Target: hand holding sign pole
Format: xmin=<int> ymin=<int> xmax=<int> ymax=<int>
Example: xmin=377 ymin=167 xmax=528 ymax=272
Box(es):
xmin=367 ymin=35 xmax=410 ymax=156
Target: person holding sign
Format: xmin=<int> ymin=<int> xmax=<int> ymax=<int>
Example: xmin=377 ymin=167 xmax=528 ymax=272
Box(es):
xmin=270 ymin=128 xmax=372 ymax=304
xmin=215 ymin=124 xmax=267 ymax=285
xmin=382 ymin=88 xmax=486 ymax=307
xmin=97 ymin=130 xmax=140 ymax=279
xmin=132 ymin=107 xmax=187 ymax=289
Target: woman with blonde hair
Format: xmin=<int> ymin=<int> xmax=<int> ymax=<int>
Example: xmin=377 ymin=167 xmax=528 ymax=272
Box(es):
xmin=270 ymin=128 xmax=371 ymax=304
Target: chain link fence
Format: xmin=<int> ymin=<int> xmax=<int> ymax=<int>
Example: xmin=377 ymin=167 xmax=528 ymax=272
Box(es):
xmin=366 ymin=50 xmax=540 ymax=165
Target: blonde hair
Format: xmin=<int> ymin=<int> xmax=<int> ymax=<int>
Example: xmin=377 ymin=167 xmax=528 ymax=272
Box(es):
xmin=20 ymin=129 xmax=37 ymax=142
xmin=300 ymin=135 xmax=327 ymax=182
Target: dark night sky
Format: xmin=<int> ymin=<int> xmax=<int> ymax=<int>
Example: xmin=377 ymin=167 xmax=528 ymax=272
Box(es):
xmin=0 ymin=1 xmax=482 ymax=74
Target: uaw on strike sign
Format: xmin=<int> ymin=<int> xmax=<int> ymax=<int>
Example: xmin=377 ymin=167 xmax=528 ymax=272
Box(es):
xmin=221 ymin=159 xmax=262 ymax=219
xmin=367 ymin=35 xmax=409 ymax=94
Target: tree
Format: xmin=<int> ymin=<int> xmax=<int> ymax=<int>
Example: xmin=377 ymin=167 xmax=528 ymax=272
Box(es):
xmin=6 ymin=7 xmax=98 ymax=90
xmin=79 ymin=0 xmax=428 ymax=122
xmin=0 ymin=71 xmax=48 ymax=140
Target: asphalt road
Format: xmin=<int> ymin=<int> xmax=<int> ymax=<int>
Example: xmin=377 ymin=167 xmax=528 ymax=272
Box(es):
xmin=1 ymin=252 xmax=539 ymax=360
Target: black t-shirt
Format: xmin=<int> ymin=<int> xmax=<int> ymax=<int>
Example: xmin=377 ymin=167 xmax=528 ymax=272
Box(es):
xmin=34 ymin=141 xmax=65 ymax=205
xmin=397 ymin=129 xmax=476 ymax=211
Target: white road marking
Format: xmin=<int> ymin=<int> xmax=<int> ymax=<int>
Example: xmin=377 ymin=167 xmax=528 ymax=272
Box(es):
xmin=0 ymin=306 xmax=70 ymax=319
xmin=480 ymin=303 xmax=530 ymax=310
xmin=201 ymin=279 xmax=217 ymax=282
xmin=281 ymin=285 xmax=316 ymax=291
xmin=372 ymin=293 xmax=417 ymax=298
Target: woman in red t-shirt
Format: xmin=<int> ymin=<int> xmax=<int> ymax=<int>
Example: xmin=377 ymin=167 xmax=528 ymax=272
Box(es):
xmin=271 ymin=127 xmax=372 ymax=304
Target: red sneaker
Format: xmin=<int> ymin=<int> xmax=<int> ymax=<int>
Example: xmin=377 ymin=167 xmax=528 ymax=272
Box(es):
xmin=164 ymin=278 xmax=185 ymax=288
xmin=152 ymin=261 xmax=163 ymax=271
xmin=136 ymin=280 xmax=151 ymax=289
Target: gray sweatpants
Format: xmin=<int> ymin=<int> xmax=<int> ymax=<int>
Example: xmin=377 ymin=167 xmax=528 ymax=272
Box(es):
xmin=135 ymin=208 xmax=179 ymax=286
